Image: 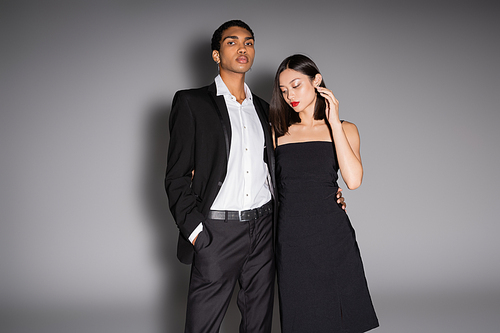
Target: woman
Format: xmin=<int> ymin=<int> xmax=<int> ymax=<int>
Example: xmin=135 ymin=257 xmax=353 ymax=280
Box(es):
xmin=270 ymin=54 xmax=379 ymax=332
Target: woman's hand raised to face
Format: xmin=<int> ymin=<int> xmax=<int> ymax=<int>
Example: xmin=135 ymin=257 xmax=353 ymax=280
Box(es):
xmin=315 ymin=86 xmax=340 ymax=126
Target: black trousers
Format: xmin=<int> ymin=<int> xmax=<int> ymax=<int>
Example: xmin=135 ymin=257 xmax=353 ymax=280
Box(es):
xmin=185 ymin=211 xmax=275 ymax=333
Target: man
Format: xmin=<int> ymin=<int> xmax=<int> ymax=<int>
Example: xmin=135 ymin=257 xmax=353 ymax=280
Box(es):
xmin=165 ymin=20 xmax=345 ymax=333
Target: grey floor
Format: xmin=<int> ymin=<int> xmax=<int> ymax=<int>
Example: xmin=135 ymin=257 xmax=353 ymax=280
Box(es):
xmin=2 ymin=290 xmax=499 ymax=333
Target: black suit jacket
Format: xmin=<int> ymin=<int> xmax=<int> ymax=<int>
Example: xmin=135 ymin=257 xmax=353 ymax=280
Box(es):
xmin=165 ymin=82 xmax=277 ymax=264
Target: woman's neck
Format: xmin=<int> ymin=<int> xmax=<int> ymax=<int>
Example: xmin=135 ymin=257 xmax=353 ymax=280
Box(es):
xmin=298 ymin=108 xmax=321 ymax=127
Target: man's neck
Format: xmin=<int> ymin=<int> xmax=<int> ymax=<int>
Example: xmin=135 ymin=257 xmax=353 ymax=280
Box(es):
xmin=220 ymin=71 xmax=246 ymax=103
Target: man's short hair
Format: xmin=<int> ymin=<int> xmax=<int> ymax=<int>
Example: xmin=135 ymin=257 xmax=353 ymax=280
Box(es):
xmin=211 ymin=20 xmax=254 ymax=52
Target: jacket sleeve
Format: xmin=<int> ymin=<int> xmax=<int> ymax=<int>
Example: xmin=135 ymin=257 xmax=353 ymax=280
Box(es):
xmin=165 ymin=91 xmax=205 ymax=240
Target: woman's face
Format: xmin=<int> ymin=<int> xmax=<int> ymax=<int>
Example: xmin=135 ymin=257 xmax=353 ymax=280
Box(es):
xmin=279 ymin=68 xmax=319 ymax=113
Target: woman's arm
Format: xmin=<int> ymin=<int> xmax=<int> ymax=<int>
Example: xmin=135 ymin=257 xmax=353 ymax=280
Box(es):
xmin=316 ymin=87 xmax=363 ymax=189
xmin=332 ymin=121 xmax=363 ymax=189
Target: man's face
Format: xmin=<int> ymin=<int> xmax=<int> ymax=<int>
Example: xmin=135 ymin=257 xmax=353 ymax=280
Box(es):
xmin=213 ymin=26 xmax=255 ymax=75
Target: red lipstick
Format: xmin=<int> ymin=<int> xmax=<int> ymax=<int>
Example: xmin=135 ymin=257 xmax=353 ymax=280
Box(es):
xmin=291 ymin=101 xmax=299 ymax=107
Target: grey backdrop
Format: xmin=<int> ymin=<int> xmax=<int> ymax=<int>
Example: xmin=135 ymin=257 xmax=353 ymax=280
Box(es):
xmin=1 ymin=1 xmax=499 ymax=332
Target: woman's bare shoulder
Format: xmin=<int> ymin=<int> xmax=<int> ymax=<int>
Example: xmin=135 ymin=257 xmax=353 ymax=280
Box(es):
xmin=341 ymin=120 xmax=359 ymax=134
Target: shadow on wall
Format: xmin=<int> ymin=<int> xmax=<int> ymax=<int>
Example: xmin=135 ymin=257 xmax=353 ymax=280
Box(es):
xmin=142 ymin=101 xmax=187 ymax=332
xmin=187 ymin=38 xmax=219 ymax=88
xmin=247 ymin=69 xmax=275 ymax=103
xmin=141 ymin=38 xmax=217 ymax=332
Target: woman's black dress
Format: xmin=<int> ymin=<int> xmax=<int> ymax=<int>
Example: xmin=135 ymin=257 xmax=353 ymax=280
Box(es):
xmin=276 ymin=141 xmax=379 ymax=333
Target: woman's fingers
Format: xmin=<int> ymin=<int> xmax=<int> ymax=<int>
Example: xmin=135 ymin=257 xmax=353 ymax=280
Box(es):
xmin=316 ymin=87 xmax=338 ymax=105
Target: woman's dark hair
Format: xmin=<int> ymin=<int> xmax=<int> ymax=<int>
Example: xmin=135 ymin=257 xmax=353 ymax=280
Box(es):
xmin=211 ymin=20 xmax=254 ymax=52
xmin=269 ymin=54 xmax=327 ymax=137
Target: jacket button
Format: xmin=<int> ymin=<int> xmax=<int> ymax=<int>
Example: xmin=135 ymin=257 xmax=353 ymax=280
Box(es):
xmin=218 ymin=181 xmax=222 ymax=186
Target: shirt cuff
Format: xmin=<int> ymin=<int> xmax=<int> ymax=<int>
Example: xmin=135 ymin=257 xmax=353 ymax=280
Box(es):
xmin=188 ymin=223 xmax=203 ymax=243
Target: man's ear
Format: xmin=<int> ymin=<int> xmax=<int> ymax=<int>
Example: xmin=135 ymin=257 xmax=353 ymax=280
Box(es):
xmin=212 ymin=50 xmax=220 ymax=64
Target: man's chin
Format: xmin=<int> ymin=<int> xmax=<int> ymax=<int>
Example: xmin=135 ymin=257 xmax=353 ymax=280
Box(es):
xmin=237 ymin=63 xmax=254 ymax=73
xmin=223 ymin=67 xmax=252 ymax=75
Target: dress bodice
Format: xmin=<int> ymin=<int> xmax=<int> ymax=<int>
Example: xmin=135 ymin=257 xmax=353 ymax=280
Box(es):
xmin=275 ymin=141 xmax=339 ymax=193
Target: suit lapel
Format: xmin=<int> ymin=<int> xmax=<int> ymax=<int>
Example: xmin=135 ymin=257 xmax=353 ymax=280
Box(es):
xmin=207 ymin=83 xmax=231 ymax=162
xmin=253 ymin=93 xmax=273 ymax=157
xmin=253 ymin=94 xmax=271 ymax=141
xmin=253 ymin=94 xmax=276 ymax=193
xmin=206 ymin=84 xmax=275 ymax=192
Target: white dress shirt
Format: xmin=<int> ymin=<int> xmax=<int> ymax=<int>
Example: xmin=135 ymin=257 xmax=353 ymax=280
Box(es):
xmin=188 ymin=75 xmax=272 ymax=243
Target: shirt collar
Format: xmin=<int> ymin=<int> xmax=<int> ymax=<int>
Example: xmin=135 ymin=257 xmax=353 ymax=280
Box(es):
xmin=214 ymin=75 xmax=253 ymax=103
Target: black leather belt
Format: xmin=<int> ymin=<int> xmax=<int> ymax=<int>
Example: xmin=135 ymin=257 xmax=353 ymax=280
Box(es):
xmin=207 ymin=200 xmax=273 ymax=221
